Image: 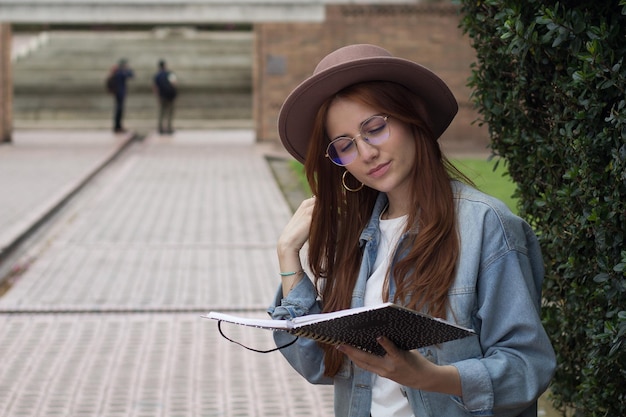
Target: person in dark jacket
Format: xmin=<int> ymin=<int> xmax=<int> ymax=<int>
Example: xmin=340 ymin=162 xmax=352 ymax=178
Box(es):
xmin=153 ymin=59 xmax=178 ymax=134
xmin=109 ymin=58 xmax=134 ymax=133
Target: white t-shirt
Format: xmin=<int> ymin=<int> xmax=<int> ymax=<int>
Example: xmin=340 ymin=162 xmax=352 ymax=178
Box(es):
xmin=365 ymin=214 xmax=415 ymax=417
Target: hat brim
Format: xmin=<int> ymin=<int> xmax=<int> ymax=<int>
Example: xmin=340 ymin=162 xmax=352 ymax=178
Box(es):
xmin=278 ymin=56 xmax=458 ymax=164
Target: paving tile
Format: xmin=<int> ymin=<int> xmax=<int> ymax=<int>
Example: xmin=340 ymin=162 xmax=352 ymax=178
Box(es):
xmin=0 ymin=313 xmax=334 ymax=417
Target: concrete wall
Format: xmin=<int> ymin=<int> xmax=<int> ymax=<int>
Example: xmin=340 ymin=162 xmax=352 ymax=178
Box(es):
xmin=0 ymin=24 xmax=12 ymax=143
xmin=253 ymin=2 xmax=488 ymax=153
xmin=0 ymin=0 xmax=325 ymax=24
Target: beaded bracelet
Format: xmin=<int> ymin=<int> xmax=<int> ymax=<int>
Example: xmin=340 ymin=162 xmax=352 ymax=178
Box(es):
xmin=279 ymin=270 xmax=303 ymax=277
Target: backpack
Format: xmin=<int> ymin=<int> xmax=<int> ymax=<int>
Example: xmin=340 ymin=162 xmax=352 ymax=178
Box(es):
xmin=157 ymin=72 xmax=177 ymax=100
xmin=105 ymin=73 xmax=117 ymax=94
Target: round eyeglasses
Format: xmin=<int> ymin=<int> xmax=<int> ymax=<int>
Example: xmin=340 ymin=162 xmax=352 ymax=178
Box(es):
xmin=325 ymin=115 xmax=390 ymax=166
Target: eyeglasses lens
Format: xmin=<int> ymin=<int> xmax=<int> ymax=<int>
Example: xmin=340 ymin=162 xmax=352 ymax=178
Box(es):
xmin=326 ymin=116 xmax=389 ymax=166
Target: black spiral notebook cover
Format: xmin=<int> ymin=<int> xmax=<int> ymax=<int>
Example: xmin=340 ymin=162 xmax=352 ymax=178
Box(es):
xmin=205 ymin=302 xmax=475 ymax=356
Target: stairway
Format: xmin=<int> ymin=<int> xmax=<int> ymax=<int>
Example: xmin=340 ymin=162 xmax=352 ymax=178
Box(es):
xmin=12 ymin=28 xmax=254 ymax=130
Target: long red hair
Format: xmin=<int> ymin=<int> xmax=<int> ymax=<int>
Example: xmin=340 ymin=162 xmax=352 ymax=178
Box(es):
xmin=303 ymin=81 xmax=469 ymax=376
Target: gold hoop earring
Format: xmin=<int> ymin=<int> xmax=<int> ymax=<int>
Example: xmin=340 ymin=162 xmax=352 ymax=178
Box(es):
xmin=342 ymin=170 xmax=364 ymax=192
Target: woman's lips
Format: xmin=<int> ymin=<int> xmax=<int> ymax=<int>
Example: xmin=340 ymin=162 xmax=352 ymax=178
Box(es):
xmin=368 ymin=162 xmax=390 ymax=178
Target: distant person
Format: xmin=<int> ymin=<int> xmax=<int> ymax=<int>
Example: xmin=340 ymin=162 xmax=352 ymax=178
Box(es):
xmin=107 ymin=58 xmax=134 ymax=133
xmin=153 ymin=59 xmax=178 ymax=134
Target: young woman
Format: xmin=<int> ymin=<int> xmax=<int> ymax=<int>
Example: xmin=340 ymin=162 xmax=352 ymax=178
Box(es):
xmin=268 ymin=44 xmax=555 ymax=417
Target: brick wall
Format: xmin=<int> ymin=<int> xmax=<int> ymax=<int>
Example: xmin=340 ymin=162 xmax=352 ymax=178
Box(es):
xmin=253 ymin=2 xmax=488 ymax=155
xmin=0 ymin=24 xmax=13 ymax=143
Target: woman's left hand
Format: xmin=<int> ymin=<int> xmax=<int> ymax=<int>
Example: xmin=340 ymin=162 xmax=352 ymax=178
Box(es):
xmin=336 ymin=336 xmax=462 ymax=396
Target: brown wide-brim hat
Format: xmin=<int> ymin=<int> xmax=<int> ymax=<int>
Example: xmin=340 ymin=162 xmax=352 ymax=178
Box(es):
xmin=278 ymin=44 xmax=458 ymax=164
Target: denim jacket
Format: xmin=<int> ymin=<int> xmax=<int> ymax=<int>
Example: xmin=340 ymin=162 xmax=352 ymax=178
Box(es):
xmin=268 ymin=181 xmax=556 ymax=417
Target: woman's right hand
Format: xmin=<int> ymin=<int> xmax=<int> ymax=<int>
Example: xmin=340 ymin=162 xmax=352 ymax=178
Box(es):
xmin=277 ymin=197 xmax=316 ymax=297
xmin=277 ymin=196 xmax=316 ymax=257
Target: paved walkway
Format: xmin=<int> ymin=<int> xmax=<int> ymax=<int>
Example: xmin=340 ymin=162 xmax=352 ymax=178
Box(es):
xmin=0 ymin=129 xmax=334 ymax=417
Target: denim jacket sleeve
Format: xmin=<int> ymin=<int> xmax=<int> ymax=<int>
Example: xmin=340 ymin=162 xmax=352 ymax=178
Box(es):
xmin=267 ymin=275 xmax=334 ymax=385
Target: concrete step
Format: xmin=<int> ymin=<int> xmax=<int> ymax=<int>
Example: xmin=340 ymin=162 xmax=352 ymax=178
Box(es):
xmin=13 ymin=92 xmax=252 ymax=121
xmin=13 ymin=118 xmax=254 ymax=130
xmin=13 ymin=72 xmax=252 ymax=92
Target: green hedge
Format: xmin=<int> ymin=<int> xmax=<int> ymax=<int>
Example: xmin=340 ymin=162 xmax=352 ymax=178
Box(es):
xmin=456 ymin=1 xmax=626 ymax=415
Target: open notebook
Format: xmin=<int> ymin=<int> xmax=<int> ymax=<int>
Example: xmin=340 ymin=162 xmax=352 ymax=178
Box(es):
xmin=205 ymin=302 xmax=475 ymax=356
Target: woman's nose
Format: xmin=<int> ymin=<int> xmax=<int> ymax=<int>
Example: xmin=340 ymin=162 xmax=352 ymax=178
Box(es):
xmin=355 ymin=138 xmax=379 ymax=161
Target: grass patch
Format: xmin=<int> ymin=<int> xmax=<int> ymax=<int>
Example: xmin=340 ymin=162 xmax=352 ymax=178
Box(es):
xmin=289 ymin=158 xmax=518 ymax=214
xmin=289 ymin=160 xmax=311 ymax=194
xmin=451 ymin=158 xmax=518 ymax=214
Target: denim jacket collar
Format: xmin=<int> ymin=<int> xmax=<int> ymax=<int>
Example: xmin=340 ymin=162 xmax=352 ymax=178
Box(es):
xmin=358 ymin=192 xmax=388 ymax=248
